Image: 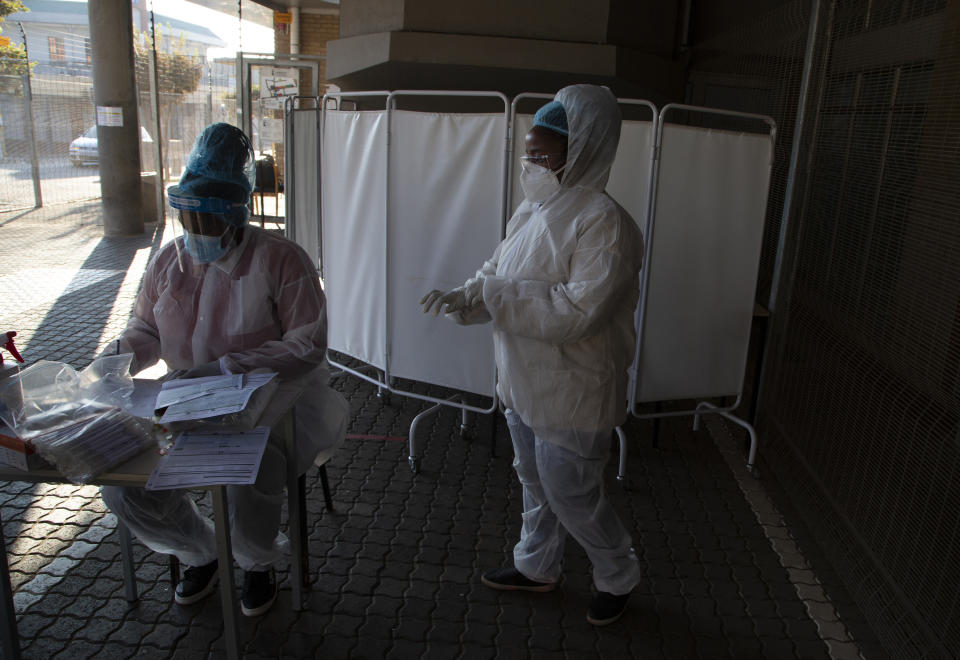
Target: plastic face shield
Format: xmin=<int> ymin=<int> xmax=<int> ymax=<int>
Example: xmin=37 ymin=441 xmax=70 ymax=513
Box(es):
xmin=168 ymin=186 xmax=242 ymax=267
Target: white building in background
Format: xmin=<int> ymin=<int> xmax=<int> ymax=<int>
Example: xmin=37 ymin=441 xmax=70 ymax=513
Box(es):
xmin=0 ymin=0 xmax=231 ymax=152
xmin=6 ymin=0 xmax=225 ymax=76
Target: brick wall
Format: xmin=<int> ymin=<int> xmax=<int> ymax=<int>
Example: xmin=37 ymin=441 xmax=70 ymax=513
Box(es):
xmin=274 ymin=12 xmax=340 ymax=96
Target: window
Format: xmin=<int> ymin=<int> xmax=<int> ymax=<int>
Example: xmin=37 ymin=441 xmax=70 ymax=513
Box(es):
xmin=84 ymin=37 xmax=91 ymax=64
xmin=48 ymin=36 xmax=65 ymax=61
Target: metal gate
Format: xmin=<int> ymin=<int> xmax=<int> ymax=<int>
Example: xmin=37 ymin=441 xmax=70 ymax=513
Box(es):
xmin=691 ymin=1 xmax=960 ymax=658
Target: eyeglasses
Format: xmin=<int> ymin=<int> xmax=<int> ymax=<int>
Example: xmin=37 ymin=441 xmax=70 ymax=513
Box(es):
xmin=520 ymin=153 xmax=565 ymax=168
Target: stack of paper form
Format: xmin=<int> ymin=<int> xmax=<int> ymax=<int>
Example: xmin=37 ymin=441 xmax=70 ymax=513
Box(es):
xmin=155 ymin=373 xmax=277 ymax=423
xmin=146 ymin=427 xmax=271 ymax=490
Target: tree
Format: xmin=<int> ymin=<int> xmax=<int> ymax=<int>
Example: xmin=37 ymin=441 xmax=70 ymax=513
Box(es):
xmin=0 ymin=0 xmax=30 ymax=95
xmin=134 ymin=24 xmax=202 ymax=98
xmin=133 ymin=24 xmax=203 ymax=176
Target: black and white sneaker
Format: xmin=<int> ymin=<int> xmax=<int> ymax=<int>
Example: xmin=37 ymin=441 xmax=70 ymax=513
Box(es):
xmin=480 ymin=566 xmax=556 ymax=593
xmin=174 ymin=560 xmax=219 ymax=605
xmin=586 ymin=590 xmax=630 ymax=626
xmin=241 ymin=569 xmax=277 ymax=617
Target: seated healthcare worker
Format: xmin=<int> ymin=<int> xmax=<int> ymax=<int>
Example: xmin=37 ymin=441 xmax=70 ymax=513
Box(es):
xmin=421 ymin=85 xmax=643 ymax=626
xmin=101 ymin=122 xmax=348 ymax=617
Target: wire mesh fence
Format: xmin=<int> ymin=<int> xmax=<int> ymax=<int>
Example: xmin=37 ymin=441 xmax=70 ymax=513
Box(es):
xmin=0 ymin=64 xmax=38 ymax=212
xmin=692 ymin=1 xmax=960 ymax=658
xmin=0 ymin=2 xmax=248 ymax=216
xmin=688 ymin=1 xmax=812 ymax=309
xmin=0 ymin=27 xmax=104 ymax=210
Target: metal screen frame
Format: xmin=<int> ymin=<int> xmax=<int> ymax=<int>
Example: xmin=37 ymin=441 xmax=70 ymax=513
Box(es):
xmin=283 ymin=95 xmax=321 ymax=255
xmin=320 ymin=90 xmax=509 ymax=472
xmin=627 ymin=103 xmax=777 ymax=471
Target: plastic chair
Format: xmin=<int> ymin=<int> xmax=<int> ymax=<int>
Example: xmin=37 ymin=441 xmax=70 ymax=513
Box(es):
xmin=252 ymin=155 xmax=283 ymax=226
xmin=163 ymin=431 xmax=336 ymax=607
xmin=122 ymin=382 xmax=349 ymax=612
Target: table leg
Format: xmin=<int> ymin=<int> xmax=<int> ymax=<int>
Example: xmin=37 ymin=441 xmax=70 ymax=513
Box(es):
xmin=212 ymin=486 xmax=240 ymax=660
xmin=0 ymin=508 xmax=22 ymax=660
xmin=285 ymin=413 xmax=303 ymax=610
xmin=117 ymin=521 xmax=138 ymax=602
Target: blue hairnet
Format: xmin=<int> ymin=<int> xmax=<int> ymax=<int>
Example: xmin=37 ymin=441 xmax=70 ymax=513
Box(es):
xmin=177 ymin=123 xmax=255 ymax=226
xmin=533 ymin=101 xmax=569 ymax=137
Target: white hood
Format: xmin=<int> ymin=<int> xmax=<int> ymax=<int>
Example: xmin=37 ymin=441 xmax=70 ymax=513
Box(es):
xmin=554 ymin=84 xmax=622 ymax=192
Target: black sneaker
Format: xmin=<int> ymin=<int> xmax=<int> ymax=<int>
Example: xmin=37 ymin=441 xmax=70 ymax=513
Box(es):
xmin=481 ymin=567 xmax=555 ymax=593
xmin=241 ymin=569 xmax=277 ymax=617
xmin=586 ymin=591 xmax=630 ymax=626
xmin=174 ymin=559 xmax=219 ymax=605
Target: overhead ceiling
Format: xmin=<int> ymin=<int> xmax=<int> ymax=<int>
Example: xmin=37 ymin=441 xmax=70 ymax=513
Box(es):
xmin=246 ymin=0 xmax=340 ymax=12
xmin=194 ymin=0 xmax=338 ymax=28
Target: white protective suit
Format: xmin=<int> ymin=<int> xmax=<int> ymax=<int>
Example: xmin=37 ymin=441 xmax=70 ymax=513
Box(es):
xmin=455 ymin=84 xmax=643 ymax=594
xmin=101 ymin=226 xmax=348 ymax=571
xmin=475 ymin=84 xmax=643 ymax=449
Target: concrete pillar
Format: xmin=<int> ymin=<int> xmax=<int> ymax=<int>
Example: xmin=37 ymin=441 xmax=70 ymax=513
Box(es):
xmin=88 ymin=0 xmax=144 ymax=236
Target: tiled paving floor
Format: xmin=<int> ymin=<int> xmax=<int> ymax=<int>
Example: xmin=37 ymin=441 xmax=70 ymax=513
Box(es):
xmin=0 ymin=204 xmax=881 ymax=659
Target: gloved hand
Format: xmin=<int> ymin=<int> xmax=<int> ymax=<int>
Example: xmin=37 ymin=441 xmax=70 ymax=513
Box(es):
xmin=463 ymin=276 xmax=484 ymax=307
xmin=444 ymin=303 xmax=491 ymax=326
xmin=420 ymin=288 xmax=468 ymax=316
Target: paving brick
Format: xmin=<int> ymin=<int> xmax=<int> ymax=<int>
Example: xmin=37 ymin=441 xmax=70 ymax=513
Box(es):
xmin=352 ymin=635 xmax=393 ymax=659
xmin=384 ymin=638 xmax=427 ymax=659
xmin=14 ymin=611 xmax=53 ymax=639
xmin=762 ymin=637 xmax=799 ymax=658
xmin=461 ymin=619 xmax=497 ymax=646
xmin=107 ymin=619 xmax=156 ymax=646
xmin=720 ymin=615 xmax=756 ymax=638
xmin=42 ymin=614 xmax=88 ymax=641
xmin=754 ymin=615 xmax=787 ymax=639
xmin=365 ymin=594 xmax=403 ymax=619
xmin=695 ymin=636 xmax=731 ymax=659
xmin=794 ymin=637 xmax=832 ymax=660
xmin=529 ymin=625 xmax=565 ymax=652
xmin=727 ymin=635 xmax=765 ymax=659
xmin=23 ymin=636 xmax=72 ymax=658
xmin=0 ymin=214 xmax=886 ymax=660
xmin=52 ymin=639 xmax=101 ymax=659
xmin=661 ymin=634 xmax=699 ymax=659
xmin=343 ymin=572 xmax=378 ymax=596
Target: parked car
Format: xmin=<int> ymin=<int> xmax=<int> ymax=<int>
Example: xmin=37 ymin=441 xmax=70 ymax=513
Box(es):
xmin=69 ymin=125 xmax=154 ymax=167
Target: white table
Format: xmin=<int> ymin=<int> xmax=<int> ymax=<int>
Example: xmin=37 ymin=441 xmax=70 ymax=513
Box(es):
xmin=0 ymin=378 xmax=305 ymax=660
xmin=0 ymin=450 xmax=243 ymax=660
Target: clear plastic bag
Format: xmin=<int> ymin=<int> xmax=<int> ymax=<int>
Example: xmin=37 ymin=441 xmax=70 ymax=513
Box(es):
xmin=0 ymin=355 xmax=157 ymax=483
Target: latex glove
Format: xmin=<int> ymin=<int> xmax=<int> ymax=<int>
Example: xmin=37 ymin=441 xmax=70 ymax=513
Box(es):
xmin=463 ymin=276 xmax=484 ymax=307
xmin=420 ymin=288 xmax=468 ymax=316
xmin=444 ymin=304 xmax=491 ymax=326
xmin=444 ymin=309 xmax=469 ymax=325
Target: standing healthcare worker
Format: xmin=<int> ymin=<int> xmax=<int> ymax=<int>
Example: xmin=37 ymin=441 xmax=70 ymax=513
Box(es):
xmin=421 ymin=85 xmax=643 ymax=626
xmin=101 ymin=123 xmax=348 ymax=617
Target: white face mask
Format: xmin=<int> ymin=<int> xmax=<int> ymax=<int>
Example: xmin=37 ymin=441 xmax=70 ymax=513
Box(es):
xmin=519 ymin=160 xmax=564 ymax=203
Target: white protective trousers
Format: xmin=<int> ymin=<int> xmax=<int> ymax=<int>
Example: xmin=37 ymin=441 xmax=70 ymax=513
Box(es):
xmin=506 ymin=409 xmax=641 ymax=595
xmin=100 ymin=432 xmax=289 ymax=571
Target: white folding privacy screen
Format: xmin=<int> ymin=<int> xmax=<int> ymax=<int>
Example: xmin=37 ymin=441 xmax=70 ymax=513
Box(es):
xmin=633 ymin=108 xmax=775 ymax=405
xmin=320 ymin=93 xmax=507 ymax=398
xmin=290 ymin=92 xmax=775 ymax=440
xmin=285 ymin=101 xmax=321 ymax=266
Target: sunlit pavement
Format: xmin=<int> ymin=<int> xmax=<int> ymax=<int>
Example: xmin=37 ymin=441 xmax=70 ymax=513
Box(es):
xmin=0 ymin=159 xmax=105 ymax=211
xmin=0 ymin=203 xmax=883 ymax=659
